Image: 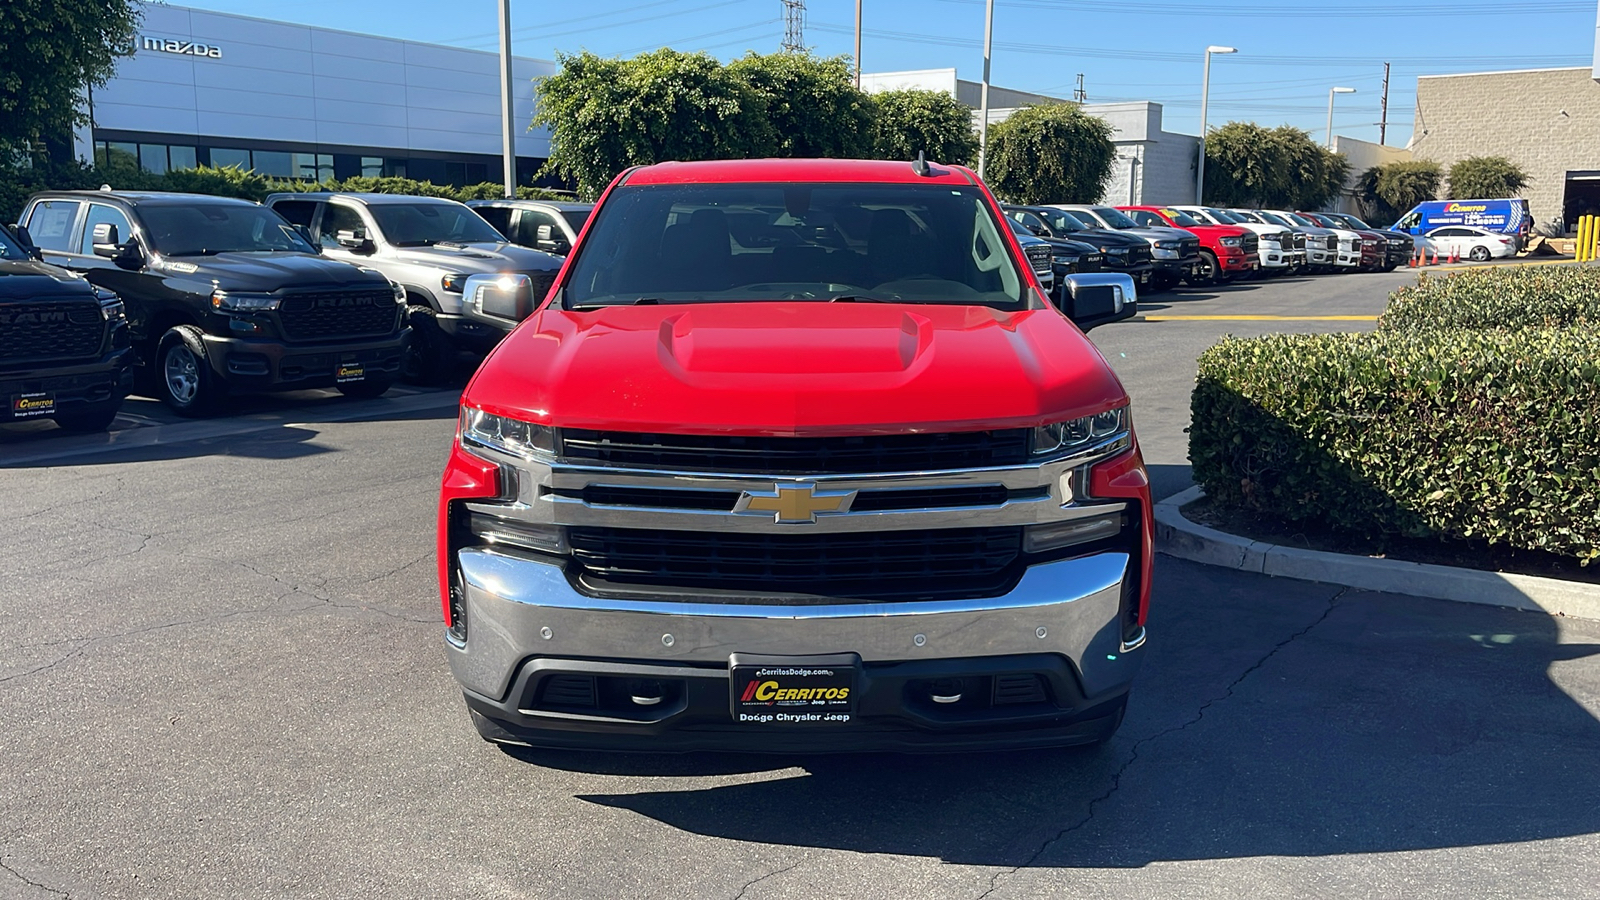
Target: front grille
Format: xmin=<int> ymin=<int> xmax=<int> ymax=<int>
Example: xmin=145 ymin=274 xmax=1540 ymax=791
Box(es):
xmin=0 ymin=302 xmax=104 ymax=365
xmin=1023 ymin=243 xmax=1052 ymax=274
xmin=1324 ymin=235 xmax=1338 ymax=251
xmin=559 ymin=429 xmax=1032 ymax=474
xmin=1242 ymin=235 xmax=1259 ymax=254
xmin=561 ymin=483 xmax=1027 ymax=512
xmin=568 ymin=525 xmax=1023 ymax=600
xmin=1291 ymin=233 xmax=1306 ymax=250
xmin=276 ymin=288 xmax=398 ymax=342
xmin=1180 ymin=239 xmax=1199 ymax=255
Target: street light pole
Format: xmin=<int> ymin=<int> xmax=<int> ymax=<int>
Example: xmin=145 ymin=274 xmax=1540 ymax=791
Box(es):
xmin=498 ymin=0 xmax=516 ymax=198
xmin=977 ymin=0 xmax=995 ymax=177
xmin=1195 ymin=45 xmax=1235 ymax=205
xmin=1326 ymin=86 xmax=1356 ymax=149
xmin=854 ymin=0 xmax=862 ymax=88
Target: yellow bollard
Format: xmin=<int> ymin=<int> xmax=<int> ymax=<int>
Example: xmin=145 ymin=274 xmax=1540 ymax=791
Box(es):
xmin=1591 ymin=216 xmax=1600 ymax=262
xmin=1579 ymin=217 xmax=1589 ymax=262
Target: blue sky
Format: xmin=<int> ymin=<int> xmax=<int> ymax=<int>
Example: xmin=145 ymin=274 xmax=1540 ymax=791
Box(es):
xmin=170 ymin=0 xmax=1595 ymax=146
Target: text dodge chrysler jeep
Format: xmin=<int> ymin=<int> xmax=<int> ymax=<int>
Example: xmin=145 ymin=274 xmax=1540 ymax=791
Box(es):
xmin=439 ymin=159 xmax=1152 ymax=752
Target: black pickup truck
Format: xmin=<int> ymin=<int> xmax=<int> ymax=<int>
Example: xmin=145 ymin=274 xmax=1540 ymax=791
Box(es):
xmin=1 ymin=224 xmax=134 ymax=432
xmin=20 ymin=191 xmax=410 ymax=416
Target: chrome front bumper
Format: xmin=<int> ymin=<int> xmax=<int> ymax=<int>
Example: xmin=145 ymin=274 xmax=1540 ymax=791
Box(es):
xmin=446 ymin=546 xmax=1143 ymax=705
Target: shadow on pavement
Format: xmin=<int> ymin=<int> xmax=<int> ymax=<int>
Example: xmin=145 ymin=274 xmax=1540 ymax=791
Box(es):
xmin=555 ymin=559 xmax=1600 ymax=868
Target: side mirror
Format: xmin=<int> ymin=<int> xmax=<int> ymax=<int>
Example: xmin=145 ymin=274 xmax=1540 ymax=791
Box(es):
xmin=91 ymin=223 xmax=143 ymax=268
xmin=10 ymin=224 xmax=42 ymax=260
xmin=336 ymin=228 xmax=375 ymax=253
xmin=1058 ymin=272 xmax=1138 ymax=332
xmin=1026 ymin=223 xmax=1048 ymax=237
xmin=535 ymin=224 xmax=571 ymax=255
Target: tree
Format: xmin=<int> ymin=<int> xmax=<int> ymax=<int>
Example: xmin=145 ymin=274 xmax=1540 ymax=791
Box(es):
xmin=0 ymin=0 xmax=141 ymax=154
xmin=1355 ymin=159 xmax=1442 ymax=222
xmin=1203 ymin=122 xmax=1348 ymax=209
xmin=1447 ymin=155 xmax=1529 ymax=199
xmin=869 ymin=89 xmax=979 ymax=166
xmin=534 ymin=50 xmax=778 ymax=199
xmin=725 ymin=53 xmax=873 ymax=159
xmin=984 ymin=104 xmax=1115 ymax=205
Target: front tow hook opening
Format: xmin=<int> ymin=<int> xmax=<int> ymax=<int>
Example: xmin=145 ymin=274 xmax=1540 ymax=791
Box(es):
xmin=930 ymin=678 xmax=964 ymax=704
xmin=1120 ymin=626 xmax=1147 ymax=653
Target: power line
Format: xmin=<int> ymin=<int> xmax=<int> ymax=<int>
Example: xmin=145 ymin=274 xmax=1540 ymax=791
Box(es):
xmin=929 ymin=0 xmax=1590 ymax=18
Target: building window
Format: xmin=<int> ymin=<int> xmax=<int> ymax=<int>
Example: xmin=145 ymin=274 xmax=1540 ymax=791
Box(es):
xmin=95 ymin=141 xmax=139 ymax=169
xmin=138 ymin=144 xmax=169 ymax=174
xmin=361 ymin=156 xmax=384 ymax=178
xmin=291 ymin=152 xmax=333 ymax=182
xmin=211 ymin=148 xmax=251 ymax=169
xmin=168 ymin=145 xmax=197 ymax=170
xmin=251 ymin=151 xmax=292 ymax=178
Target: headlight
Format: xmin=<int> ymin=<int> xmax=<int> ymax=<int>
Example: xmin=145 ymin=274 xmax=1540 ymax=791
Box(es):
xmin=210 ymin=290 xmax=279 ymax=312
xmin=1030 ymin=406 xmax=1128 ymax=458
xmin=1261 ymin=233 xmax=1282 ymax=243
xmin=1220 ymin=236 xmax=1243 ymax=247
xmin=460 ymin=406 xmax=556 ymax=460
xmin=1104 ymin=247 xmax=1126 ymax=256
xmin=97 ymin=293 xmax=126 ymax=322
xmin=1154 ymin=240 xmax=1180 ymax=249
xmin=1151 ymin=247 xmax=1179 ymax=259
xmin=1053 ymin=254 xmax=1080 ymax=266
xmin=441 ymin=273 xmax=469 ymax=293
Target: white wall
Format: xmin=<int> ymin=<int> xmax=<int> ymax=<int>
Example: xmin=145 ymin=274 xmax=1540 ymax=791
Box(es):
xmin=90 ymin=4 xmax=556 ymax=158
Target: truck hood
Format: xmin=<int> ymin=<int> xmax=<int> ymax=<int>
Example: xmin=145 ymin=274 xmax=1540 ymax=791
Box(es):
xmin=0 ymin=258 xmax=97 ymax=301
xmin=149 ymin=251 xmax=395 ymax=292
xmin=1117 ymin=225 xmax=1194 ymax=244
xmin=384 ymin=242 xmax=562 ymax=275
xmin=467 ymin=302 xmax=1128 ymax=435
xmin=1061 ymin=229 xmax=1148 ymax=250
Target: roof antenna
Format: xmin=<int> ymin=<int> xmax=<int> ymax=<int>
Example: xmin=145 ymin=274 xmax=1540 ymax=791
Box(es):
xmin=911 ymin=151 xmax=930 ymax=177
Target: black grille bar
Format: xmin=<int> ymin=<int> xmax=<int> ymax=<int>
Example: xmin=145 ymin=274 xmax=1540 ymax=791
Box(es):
xmin=560 ymin=429 xmax=1032 ymax=474
xmin=0 ymin=302 xmax=104 ymax=365
xmin=276 ymin=289 xmax=398 ymax=342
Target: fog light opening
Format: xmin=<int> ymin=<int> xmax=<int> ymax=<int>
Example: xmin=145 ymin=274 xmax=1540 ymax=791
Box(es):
xmin=929 ymin=678 xmax=964 ymax=704
xmin=628 ymin=680 xmax=665 ymax=706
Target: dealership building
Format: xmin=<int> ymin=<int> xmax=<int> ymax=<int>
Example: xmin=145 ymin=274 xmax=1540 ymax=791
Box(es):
xmin=77 ymin=4 xmax=558 ymax=186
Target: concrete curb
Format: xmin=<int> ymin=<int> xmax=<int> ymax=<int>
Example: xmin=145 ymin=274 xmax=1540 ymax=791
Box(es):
xmin=1155 ymin=485 xmax=1600 ymax=621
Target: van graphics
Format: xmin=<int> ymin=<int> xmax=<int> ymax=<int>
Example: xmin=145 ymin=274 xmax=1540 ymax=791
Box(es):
xmin=141 ymin=36 xmax=223 ymax=59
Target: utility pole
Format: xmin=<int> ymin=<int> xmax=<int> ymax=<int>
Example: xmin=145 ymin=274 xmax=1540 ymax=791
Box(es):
xmin=1074 ymin=73 xmax=1086 ymax=103
xmin=498 ymin=0 xmax=515 ymax=198
xmin=781 ymin=0 xmax=806 ymax=52
xmin=1196 ymin=46 xmax=1236 ymax=205
xmin=1379 ymin=62 xmax=1390 ymax=145
xmin=977 ymin=0 xmax=994 ymax=177
xmin=854 ymin=0 xmax=862 ymax=87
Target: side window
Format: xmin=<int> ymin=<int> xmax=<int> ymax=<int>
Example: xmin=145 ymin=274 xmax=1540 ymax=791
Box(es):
xmin=1129 ymin=211 xmax=1158 ymax=227
xmin=516 ymin=209 xmax=561 ymax=246
xmin=25 ymin=200 xmax=82 ymax=252
xmin=273 ymin=200 xmax=317 ymax=227
xmin=473 ymin=206 xmax=512 ymax=237
xmin=320 ymin=203 xmax=368 ymax=248
xmin=80 ymin=204 xmax=135 ymax=252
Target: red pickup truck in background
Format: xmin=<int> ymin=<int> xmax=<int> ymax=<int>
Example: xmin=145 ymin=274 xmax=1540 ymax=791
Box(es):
xmin=438 ymin=158 xmax=1152 ymax=753
xmin=1118 ymin=206 xmax=1259 ymax=286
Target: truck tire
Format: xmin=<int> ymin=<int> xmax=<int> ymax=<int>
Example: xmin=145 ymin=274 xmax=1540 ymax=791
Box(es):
xmin=1188 ymin=250 xmax=1219 ymax=287
xmin=156 ymin=324 xmax=225 ymax=417
xmin=336 ymin=376 xmax=395 ymax=400
xmin=402 ymin=305 xmax=455 ymax=385
xmin=53 ymin=406 xmax=120 ymax=433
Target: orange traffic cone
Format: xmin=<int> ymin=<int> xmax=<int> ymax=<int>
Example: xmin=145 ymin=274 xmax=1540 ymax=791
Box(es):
xmin=1430 ymin=248 xmax=1440 ymax=266
xmin=1408 ymin=250 xmax=1417 ymax=268
xmin=1449 ymin=247 xmax=1459 ymax=264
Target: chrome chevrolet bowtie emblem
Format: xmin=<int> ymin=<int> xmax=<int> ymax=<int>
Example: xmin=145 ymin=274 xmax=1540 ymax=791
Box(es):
xmin=734 ymin=483 xmax=857 ymax=524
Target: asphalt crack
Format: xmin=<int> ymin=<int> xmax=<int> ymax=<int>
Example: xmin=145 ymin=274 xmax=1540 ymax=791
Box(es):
xmin=731 ymin=860 xmax=803 ymax=900
xmin=0 ymin=856 xmax=70 ymax=898
xmin=972 ymin=586 xmax=1349 ymax=899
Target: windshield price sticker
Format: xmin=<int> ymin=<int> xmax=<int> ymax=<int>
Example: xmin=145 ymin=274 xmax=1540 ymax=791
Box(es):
xmin=11 ymin=392 xmax=56 ymax=419
xmin=731 ymin=663 xmax=857 ymax=725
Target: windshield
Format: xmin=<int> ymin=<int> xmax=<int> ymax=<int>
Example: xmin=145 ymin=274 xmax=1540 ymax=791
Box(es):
xmin=562 ymin=183 xmax=1026 ymax=310
xmin=1339 ymin=214 xmax=1373 ymax=229
xmin=1282 ymin=212 xmax=1318 ymax=227
xmin=1158 ymin=208 xmax=1202 ymax=227
xmin=0 ymin=227 xmax=27 ymax=260
xmin=1205 ymin=208 xmax=1243 ymax=224
xmin=368 ymin=202 xmax=507 ymax=247
xmin=1256 ymin=211 xmax=1293 ymax=228
xmin=1032 ymin=209 xmax=1091 ymax=233
xmin=560 ymin=210 xmax=590 ymax=233
xmin=140 ymin=204 xmax=317 ymax=256
xmin=1092 ymin=207 xmax=1141 ymax=229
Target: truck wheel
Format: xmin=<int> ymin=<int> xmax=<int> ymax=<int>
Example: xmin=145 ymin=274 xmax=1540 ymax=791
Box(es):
xmin=1189 ymin=251 xmax=1219 ymax=287
xmin=156 ymin=325 xmax=224 ymax=417
xmin=54 ymin=406 xmax=120 ymax=433
xmin=402 ymin=305 xmax=455 ymax=385
xmin=336 ymin=376 xmax=395 ymax=400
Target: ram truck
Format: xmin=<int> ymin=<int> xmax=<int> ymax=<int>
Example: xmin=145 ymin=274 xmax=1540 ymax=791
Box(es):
xmin=1 ymin=224 xmax=134 ymax=432
xmin=1118 ymin=206 xmax=1257 ymax=285
xmin=440 ymin=158 xmax=1152 ymax=752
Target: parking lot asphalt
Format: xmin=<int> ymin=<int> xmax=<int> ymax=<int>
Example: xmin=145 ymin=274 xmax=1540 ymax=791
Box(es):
xmin=5 ymin=267 xmax=1598 ymax=900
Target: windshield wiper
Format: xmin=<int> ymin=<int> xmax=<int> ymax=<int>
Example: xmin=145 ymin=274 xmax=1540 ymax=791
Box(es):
xmin=569 ymin=297 xmax=671 ymax=310
xmin=828 ymin=294 xmax=899 ymax=303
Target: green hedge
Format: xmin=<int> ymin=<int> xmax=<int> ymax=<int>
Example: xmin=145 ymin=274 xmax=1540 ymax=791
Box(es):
xmin=1190 ymin=327 xmax=1600 ymax=562
xmin=2 ymin=160 xmax=573 ymax=223
xmin=1380 ymin=266 xmax=1600 ymax=333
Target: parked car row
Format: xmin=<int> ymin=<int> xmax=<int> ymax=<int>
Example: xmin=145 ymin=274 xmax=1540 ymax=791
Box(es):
xmin=3 ymin=190 xmax=594 ymax=431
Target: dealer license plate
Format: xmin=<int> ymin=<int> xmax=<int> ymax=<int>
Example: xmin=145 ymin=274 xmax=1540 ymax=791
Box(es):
xmin=336 ymin=363 xmax=365 ymax=383
xmin=11 ymin=392 xmax=56 ymax=419
xmin=729 ymin=653 xmax=858 ymax=726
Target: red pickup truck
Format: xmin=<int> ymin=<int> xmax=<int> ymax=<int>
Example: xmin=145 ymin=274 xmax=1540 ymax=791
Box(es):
xmin=437 ymin=158 xmax=1152 ymax=752
xmin=1118 ymin=205 xmax=1259 ymax=285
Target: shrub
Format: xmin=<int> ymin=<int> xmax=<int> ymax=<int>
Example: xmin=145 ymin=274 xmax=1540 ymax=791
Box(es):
xmin=1380 ymin=267 xmax=1600 ymax=333
xmin=1447 ymin=155 xmax=1528 ymax=200
xmin=1189 ymin=328 xmax=1600 ymax=562
xmin=1355 ymin=159 xmax=1442 ymax=223
xmin=869 ymin=89 xmax=979 ymax=167
xmin=985 ymin=103 xmax=1115 ymax=205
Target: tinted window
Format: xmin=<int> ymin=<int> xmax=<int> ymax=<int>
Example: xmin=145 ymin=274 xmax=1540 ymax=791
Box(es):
xmin=1159 ymin=208 xmax=1202 ymax=227
xmin=320 ymin=203 xmax=367 ymax=248
xmin=81 ymin=204 xmax=134 ymax=251
xmin=139 ymin=204 xmax=316 ymax=255
xmin=366 ymin=201 xmax=506 ymax=246
xmin=1127 ymin=210 xmax=1161 ymax=227
xmin=1092 ymin=207 xmax=1141 ymax=229
xmin=25 ymin=200 xmax=81 ymax=252
xmin=560 ymin=210 xmax=590 ymax=234
xmin=212 ymin=148 xmax=251 ymax=169
xmin=0 ymin=227 xmax=27 ymax=261
xmin=474 ymin=206 xmax=513 ymax=238
xmin=515 ymin=209 xmax=561 ymax=245
xmin=272 ymin=200 xmax=318 ymax=227
xmin=563 ymin=182 xmax=1025 ymax=311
